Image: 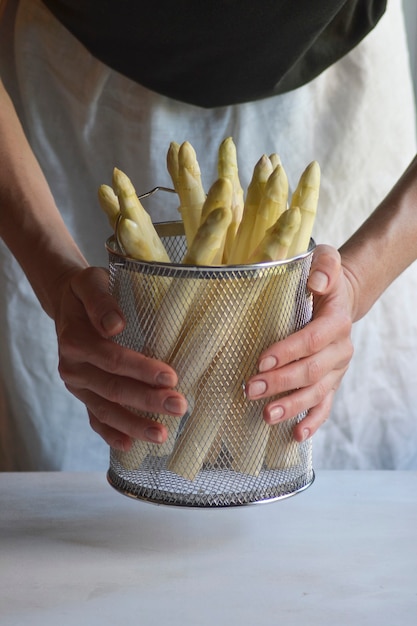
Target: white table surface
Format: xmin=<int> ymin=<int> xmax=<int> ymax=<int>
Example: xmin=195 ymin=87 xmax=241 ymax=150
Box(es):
xmin=1 ymin=470 xmax=416 ymax=626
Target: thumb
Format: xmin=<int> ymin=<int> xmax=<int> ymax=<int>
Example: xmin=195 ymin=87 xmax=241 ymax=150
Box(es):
xmin=70 ymin=266 xmax=125 ymax=337
xmin=307 ymin=244 xmax=341 ymax=295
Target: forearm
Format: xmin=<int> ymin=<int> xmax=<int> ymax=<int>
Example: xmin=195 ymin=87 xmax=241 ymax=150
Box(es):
xmin=0 ymin=79 xmax=88 ymax=318
xmin=339 ymin=155 xmax=417 ymax=322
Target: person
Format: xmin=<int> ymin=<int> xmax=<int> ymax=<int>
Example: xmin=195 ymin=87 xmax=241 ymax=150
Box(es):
xmin=0 ymin=0 xmax=416 ymax=472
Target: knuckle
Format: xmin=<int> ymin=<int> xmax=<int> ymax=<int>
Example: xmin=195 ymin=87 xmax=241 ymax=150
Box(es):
xmin=102 ymin=347 xmax=126 ymax=374
xmin=103 ymin=375 xmax=126 ymax=405
xmin=346 ymin=340 xmax=355 ymax=361
xmin=306 ymin=328 xmax=324 ymax=354
xmin=312 ymin=380 xmax=329 ymax=405
xmin=88 ymin=411 xmax=100 ymax=433
xmin=139 ymin=386 xmax=158 ymax=412
xmin=275 ymin=370 xmax=294 ymax=392
xmin=57 ymin=358 xmax=76 ymax=385
xmin=306 ymin=357 xmax=323 ymax=384
xmin=338 ymin=312 xmax=353 ymax=337
xmin=92 ymin=401 xmax=115 ymax=427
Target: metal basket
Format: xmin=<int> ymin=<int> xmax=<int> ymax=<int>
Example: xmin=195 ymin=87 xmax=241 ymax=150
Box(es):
xmin=106 ymin=221 xmax=315 ymax=507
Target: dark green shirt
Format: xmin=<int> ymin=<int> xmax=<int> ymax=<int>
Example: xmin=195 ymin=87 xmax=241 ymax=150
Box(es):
xmin=42 ymin=0 xmax=386 ymax=107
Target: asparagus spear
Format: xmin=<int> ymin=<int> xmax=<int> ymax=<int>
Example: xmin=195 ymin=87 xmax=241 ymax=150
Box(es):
xmin=167 ymin=350 xmax=234 ymax=481
xmin=286 ymin=160 xmax=320 ymax=258
xmin=217 ymin=137 xmax=245 ymax=264
xmin=198 ymin=177 xmax=233 ymax=264
xmin=248 ymin=163 xmax=289 ymax=256
xmin=135 ymin=203 xmax=233 ymax=463
xmin=149 ymin=178 xmax=233 ymax=363
xmin=173 ymin=142 xmax=206 ymax=248
xmin=200 ymin=177 xmax=233 ymax=223
xmin=98 ymin=184 xmax=120 ymax=228
xmin=182 ymin=206 xmax=232 ymax=266
xmin=268 ymin=153 xmax=281 ymax=169
xmin=166 ymin=141 xmax=181 ymax=192
xmin=248 ymin=207 xmax=301 ymax=264
xmin=228 ymin=206 xmax=305 ymax=475
xmin=228 ymin=155 xmax=274 ymax=265
xmin=112 ymin=168 xmax=171 ymax=262
xmin=168 ymin=279 xmax=270 ymax=480
xmin=265 ymin=418 xmax=301 ymax=470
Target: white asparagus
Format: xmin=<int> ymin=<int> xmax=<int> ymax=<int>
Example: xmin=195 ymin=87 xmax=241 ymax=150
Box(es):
xmin=183 ymin=206 xmax=232 ymax=266
xmin=217 ymin=137 xmax=245 ymax=264
xmin=166 ymin=141 xmax=181 ymax=192
xmin=117 ymin=217 xmax=170 ymax=263
xmin=268 ymin=153 xmax=281 ymax=169
xmin=248 ymin=163 xmax=289 ymax=255
xmin=228 ymin=155 xmax=274 ymax=265
xmin=175 ymin=142 xmax=206 ymax=247
xmin=98 ymin=183 xmax=120 ymax=228
xmin=286 ymin=160 xmax=320 ymax=258
xmin=112 ymin=168 xmax=171 ymax=262
xmin=200 ymin=177 xmax=233 ymax=223
xmin=167 ymin=351 xmax=234 ymax=481
xmin=248 ymin=207 xmax=301 ymax=264
xmin=265 ymin=418 xmax=301 ymax=470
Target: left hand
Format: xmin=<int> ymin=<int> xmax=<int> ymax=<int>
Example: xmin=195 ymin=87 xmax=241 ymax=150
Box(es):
xmin=245 ymin=244 xmax=354 ymax=441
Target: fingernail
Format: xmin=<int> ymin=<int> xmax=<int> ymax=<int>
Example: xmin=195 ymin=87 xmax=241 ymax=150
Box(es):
xmin=269 ymin=405 xmax=284 ymax=423
xmin=302 ymin=427 xmax=311 ymax=441
xmin=247 ymin=380 xmax=267 ymax=398
xmin=163 ymin=396 xmax=185 ymax=415
xmin=156 ymin=372 xmax=176 ymax=387
xmin=309 ymin=270 xmax=328 ymax=293
xmin=101 ymin=310 xmax=123 ymax=334
xmin=145 ymin=427 xmax=164 ymax=443
xmin=259 ymin=356 xmax=277 ymax=373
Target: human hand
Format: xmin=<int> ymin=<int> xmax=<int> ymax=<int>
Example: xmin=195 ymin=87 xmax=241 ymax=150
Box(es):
xmin=53 ymin=266 xmax=187 ymax=451
xmin=245 ymin=244 xmax=354 ymax=441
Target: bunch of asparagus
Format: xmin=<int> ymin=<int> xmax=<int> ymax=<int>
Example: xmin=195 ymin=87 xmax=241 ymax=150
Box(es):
xmin=99 ymin=138 xmax=320 ymax=267
xmin=98 ymin=138 xmax=320 ymax=480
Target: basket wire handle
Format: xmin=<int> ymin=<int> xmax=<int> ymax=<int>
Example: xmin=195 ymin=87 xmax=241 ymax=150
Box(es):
xmin=138 ymin=186 xmax=176 ymax=200
xmin=114 ymin=186 xmax=176 ymax=254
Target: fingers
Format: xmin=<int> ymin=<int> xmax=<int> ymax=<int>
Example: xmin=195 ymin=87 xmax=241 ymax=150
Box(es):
xmin=87 ymin=406 xmax=173 ymax=450
xmin=292 ymin=391 xmax=335 ymax=442
xmin=56 ymin=267 xmax=188 ymax=449
xmin=307 ymin=244 xmax=341 ymax=295
xmin=248 ymin=339 xmax=351 ymax=399
xmin=70 ymin=266 xmax=125 ymax=337
xmin=65 ymin=362 xmax=187 ymax=420
xmin=245 ymin=321 xmax=352 ymax=437
xmin=59 ymin=328 xmax=188 ymax=449
xmin=58 ymin=325 xmax=179 ymax=389
xmin=244 ymin=243 xmax=354 ymax=439
xmin=252 ymin=308 xmax=352 ymax=378
xmin=261 ymin=364 xmax=343 ymax=429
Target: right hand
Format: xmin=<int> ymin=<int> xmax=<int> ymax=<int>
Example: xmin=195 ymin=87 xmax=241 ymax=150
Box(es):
xmin=245 ymin=244 xmax=355 ymax=440
xmin=53 ymin=266 xmax=188 ymax=451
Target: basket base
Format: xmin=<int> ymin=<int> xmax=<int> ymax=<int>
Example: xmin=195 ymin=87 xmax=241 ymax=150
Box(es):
xmin=106 ymin=467 xmax=315 ymax=509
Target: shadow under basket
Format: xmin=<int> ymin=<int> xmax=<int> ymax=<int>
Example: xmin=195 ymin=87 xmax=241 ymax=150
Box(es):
xmin=106 ymin=221 xmax=315 ymax=507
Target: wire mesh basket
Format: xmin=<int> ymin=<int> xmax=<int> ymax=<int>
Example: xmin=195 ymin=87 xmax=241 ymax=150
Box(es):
xmin=106 ymin=221 xmax=315 ymax=507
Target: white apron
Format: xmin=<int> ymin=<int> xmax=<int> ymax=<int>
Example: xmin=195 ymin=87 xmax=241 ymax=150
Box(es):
xmin=1 ymin=0 xmax=416 ymax=470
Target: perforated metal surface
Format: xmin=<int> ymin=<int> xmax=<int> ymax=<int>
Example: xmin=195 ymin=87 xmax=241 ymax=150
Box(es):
xmin=106 ymin=222 xmax=315 ymax=507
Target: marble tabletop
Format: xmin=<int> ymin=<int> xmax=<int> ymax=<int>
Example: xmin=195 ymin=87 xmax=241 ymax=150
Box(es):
xmin=1 ymin=470 xmax=416 ymax=625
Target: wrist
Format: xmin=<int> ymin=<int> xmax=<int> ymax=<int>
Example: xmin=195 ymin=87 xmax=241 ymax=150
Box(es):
xmin=339 ymin=257 xmax=361 ymax=323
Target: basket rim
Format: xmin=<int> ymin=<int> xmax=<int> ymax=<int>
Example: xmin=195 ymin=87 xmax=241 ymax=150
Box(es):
xmin=106 ymin=220 xmax=315 ymax=273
